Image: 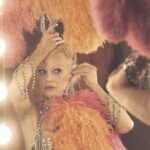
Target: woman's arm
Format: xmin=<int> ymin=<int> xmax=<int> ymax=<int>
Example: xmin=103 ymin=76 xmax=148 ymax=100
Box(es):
xmin=107 ymin=67 xmax=150 ymax=126
xmin=9 ymin=24 xmax=63 ymax=118
xmin=92 ymin=84 xmax=134 ymax=134
xmin=72 ymin=63 xmax=134 ymax=134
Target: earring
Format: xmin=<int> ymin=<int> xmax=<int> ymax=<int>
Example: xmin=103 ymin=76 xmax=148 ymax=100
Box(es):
xmin=68 ymin=81 xmax=76 ymax=95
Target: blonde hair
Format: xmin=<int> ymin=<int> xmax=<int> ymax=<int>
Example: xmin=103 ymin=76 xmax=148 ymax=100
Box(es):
xmin=46 ymin=44 xmax=77 ymax=66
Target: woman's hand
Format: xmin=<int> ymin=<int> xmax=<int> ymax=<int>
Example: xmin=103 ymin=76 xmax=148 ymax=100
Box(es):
xmin=72 ymin=63 xmax=99 ymax=90
xmin=30 ymin=23 xmax=64 ymax=69
xmin=38 ymin=23 xmax=64 ymax=52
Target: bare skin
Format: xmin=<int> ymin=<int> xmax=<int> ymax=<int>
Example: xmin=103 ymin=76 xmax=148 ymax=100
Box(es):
xmin=8 ymin=24 xmax=133 ymax=150
xmin=0 ymin=100 xmax=25 ymax=150
xmin=107 ymin=67 xmax=150 ymax=126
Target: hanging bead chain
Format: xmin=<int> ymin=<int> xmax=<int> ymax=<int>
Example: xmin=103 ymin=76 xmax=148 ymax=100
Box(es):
xmin=40 ymin=14 xmax=46 ymax=33
xmin=32 ymin=100 xmax=54 ymax=150
xmin=30 ymin=60 xmax=36 ymax=90
xmin=14 ymin=57 xmax=36 ymax=99
xmin=32 ymin=117 xmax=53 ymax=150
xmin=39 ymin=12 xmax=62 ymax=34
xmin=40 ymin=13 xmax=53 ymax=33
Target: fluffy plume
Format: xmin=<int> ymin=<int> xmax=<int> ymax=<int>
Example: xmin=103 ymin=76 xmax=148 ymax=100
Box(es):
xmin=1 ymin=0 xmax=35 ymax=68
xmin=90 ymin=0 xmax=150 ymax=58
xmin=27 ymin=0 xmax=104 ymax=53
xmin=41 ymin=90 xmax=126 ymax=150
xmin=44 ymin=104 xmax=113 ymax=150
xmin=2 ymin=0 xmax=105 ymax=68
xmin=89 ymin=0 xmax=128 ymax=43
xmin=126 ymin=0 xmax=150 ymax=58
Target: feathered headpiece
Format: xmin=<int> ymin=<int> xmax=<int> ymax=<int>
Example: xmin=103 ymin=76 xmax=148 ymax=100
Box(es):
xmin=2 ymin=0 xmax=104 ymax=68
xmin=1 ymin=0 xmax=35 ymax=68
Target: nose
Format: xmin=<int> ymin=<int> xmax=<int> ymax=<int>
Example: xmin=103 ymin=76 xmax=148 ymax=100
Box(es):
xmin=46 ymin=73 xmax=53 ymax=82
xmin=47 ymin=78 xmax=53 ymax=82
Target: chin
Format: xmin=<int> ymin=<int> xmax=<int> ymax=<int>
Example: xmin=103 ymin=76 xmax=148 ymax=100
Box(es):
xmin=44 ymin=91 xmax=64 ymax=98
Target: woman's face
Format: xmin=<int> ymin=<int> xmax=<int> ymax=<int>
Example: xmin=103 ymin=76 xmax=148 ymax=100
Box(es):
xmin=37 ymin=51 xmax=72 ymax=98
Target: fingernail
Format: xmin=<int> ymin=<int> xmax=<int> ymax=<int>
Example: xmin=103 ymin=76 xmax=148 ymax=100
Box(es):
xmin=72 ymin=65 xmax=76 ymax=69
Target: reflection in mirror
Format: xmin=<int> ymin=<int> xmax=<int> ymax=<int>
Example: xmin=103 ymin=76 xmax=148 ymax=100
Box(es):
xmin=107 ymin=43 xmax=150 ymax=150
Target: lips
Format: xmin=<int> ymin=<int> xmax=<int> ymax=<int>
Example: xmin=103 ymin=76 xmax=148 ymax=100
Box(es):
xmin=44 ymin=85 xmax=56 ymax=90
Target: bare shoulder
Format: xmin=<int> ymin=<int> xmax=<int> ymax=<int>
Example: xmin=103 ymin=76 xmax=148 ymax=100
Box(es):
xmin=8 ymin=78 xmax=34 ymax=119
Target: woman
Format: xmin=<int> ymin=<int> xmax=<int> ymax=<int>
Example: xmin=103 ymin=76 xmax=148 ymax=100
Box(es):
xmin=107 ymin=51 xmax=150 ymax=125
xmin=8 ymin=23 xmax=133 ymax=150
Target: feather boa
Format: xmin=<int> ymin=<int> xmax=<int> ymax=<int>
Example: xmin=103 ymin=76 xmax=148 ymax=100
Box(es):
xmin=41 ymin=90 xmax=126 ymax=150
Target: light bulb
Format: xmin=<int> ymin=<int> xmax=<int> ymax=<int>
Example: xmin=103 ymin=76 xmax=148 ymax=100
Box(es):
xmin=0 ymin=38 xmax=6 ymax=56
xmin=0 ymin=0 xmax=3 ymax=8
xmin=0 ymin=82 xmax=8 ymax=102
xmin=0 ymin=124 xmax=11 ymax=145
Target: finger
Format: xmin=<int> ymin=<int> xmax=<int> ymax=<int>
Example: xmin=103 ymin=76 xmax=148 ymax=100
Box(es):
xmin=73 ymin=72 xmax=89 ymax=78
xmin=51 ymin=33 xmax=60 ymax=37
xmin=70 ymin=74 xmax=81 ymax=82
xmin=73 ymin=64 xmax=95 ymax=71
xmin=72 ymin=66 xmax=96 ymax=73
xmin=44 ymin=32 xmax=59 ymax=39
xmin=53 ymin=37 xmax=63 ymax=41
xmin=46 ymin=23 xmax=58 ymax=33
xmin=77 ymin=63 xmax=93 ymax=68
xmin=72 ymin=71 xmax=90 ymax=76
xmin=56 ymin=40 xmax=64 ymax=45
xmin=46 ymin=34 xmax=59 ymax=40
xmin=73 ymin=66 xmax=91 ymax=71
xmin=72 ymin=68 xmax=91 ymax=73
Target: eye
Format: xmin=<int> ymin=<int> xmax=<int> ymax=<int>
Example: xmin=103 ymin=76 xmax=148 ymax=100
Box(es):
xmin=52 ymin=68 xmax=62 ymax=75
xmin=38 ymin=69 xmax=46 ymax=75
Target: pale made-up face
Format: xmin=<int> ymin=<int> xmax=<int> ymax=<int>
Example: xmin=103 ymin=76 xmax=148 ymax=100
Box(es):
xmin=37 ymin=51 xmax=73 ymax=98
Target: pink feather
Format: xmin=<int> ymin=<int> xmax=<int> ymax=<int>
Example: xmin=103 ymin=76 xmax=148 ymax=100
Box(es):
xmin=90 ymin=0 xmax=150 ymax=58
xmin=126 ymin=0 xmax=150 ymax=58
xmin=89 ymin=0 xmax=128 ymax=43
xmin=1 ymin=0 xmax=35 ymax=68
